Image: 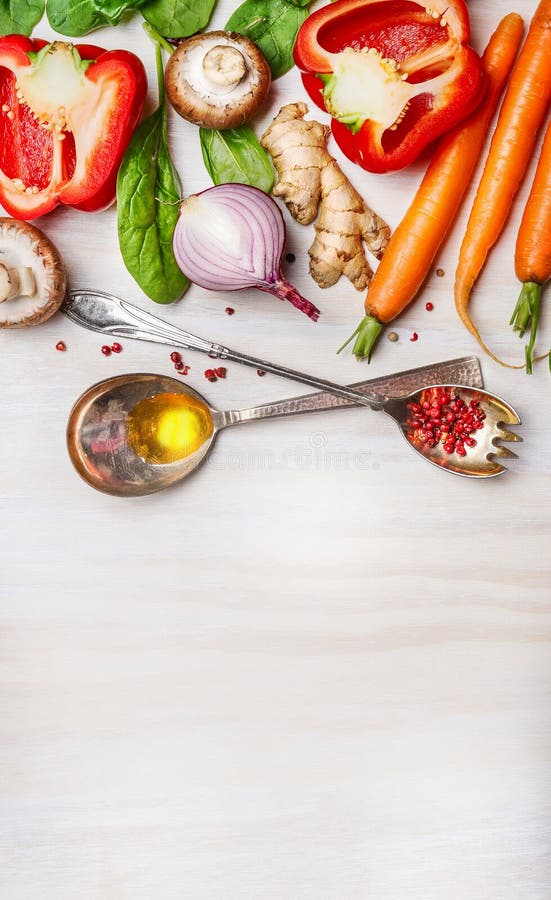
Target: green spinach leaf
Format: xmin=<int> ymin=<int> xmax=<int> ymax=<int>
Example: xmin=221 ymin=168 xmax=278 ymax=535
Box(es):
xmin=46 ymin=0 xmax=143 ymax=36
xmin=0 ymin=0 xmax=45 ymax=35
xmin=140 ymin=0 xmax=216 ymax=38
xmin=225 ymin=0 xmax=308 ymax=78
xmin=200 ymin=125 xmax=274 ymax=193
xmin=117 ymin=41 xmax=189 ymax=305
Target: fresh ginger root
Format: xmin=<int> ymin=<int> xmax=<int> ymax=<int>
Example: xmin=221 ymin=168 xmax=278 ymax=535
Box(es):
xmin=260 ymin=102 xmax=390 ymax=291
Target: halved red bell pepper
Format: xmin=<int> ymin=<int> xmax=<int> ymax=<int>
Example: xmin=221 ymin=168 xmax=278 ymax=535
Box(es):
xmin=0 ymin=35 xmax=147 ymax=219
xmin=294 ymin=0 xmax=486 ymax=173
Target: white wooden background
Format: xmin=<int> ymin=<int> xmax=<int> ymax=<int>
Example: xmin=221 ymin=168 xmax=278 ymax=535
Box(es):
xmin=2 ymin=2 xmax=551 ymax=898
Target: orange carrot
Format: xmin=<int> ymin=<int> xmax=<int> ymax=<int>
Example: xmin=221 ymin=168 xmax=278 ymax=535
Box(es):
xmin=510 ymin=116 xmax=551 ymax=371
xmin=454 ymin=0 xmax=551 ymax=367
xmin=341 ymin=13 xmax=524 ymax=361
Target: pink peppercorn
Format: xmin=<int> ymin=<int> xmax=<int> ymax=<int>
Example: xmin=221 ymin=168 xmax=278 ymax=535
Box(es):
xmin=406 ymin=389 xmax=486 ymax=459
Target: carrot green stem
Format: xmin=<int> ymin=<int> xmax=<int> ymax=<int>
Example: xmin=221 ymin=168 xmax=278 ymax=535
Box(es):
xmin=338 ymin=315 xmax=383 ymax=361
xmin=510 ymin=281 xmax=540 ymax=336
xmin=510 ymin=281 xmax=542 ymax=373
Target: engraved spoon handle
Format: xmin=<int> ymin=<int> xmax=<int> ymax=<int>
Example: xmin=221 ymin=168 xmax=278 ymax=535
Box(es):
xmin=60 ymin=291 xmax=389 ymax=408
xmin=62 ymin=290 xmax=382 ymax=407
xmin=224 ymin=357 xmax=483 ymax=425
xmin=63 ymin=289 xmax=216 ymax=354
xmin=62 ymin=291 xmax=482 ymax=411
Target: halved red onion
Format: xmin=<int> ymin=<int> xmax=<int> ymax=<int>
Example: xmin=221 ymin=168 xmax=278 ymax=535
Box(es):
xmin=172 ymin=183 xmax=320 ymax=321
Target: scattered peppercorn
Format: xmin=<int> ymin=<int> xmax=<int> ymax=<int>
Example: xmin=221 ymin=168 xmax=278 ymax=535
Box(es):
xmin=387 ymin=332 xmax=399 ymax=342
xmin=225 ymin=307 xmax=235 ymax=315
xmin=215 ymin=367 xmax=226 ymax=378
xmin=111 ymin=342 xmax=122 ymax=353
xmin=285 ymin=252 xmax=296 ymax=263
xmin=257 ymin=369 xmax=266 ymax=376
xmin=101 ymin=345 xmax=111 ymax=356
xmin=170 ymin=351 xmax=189 ymax=374
xmin=425 ymin=302 xmax=434 ymax=312
xmin=436 ymin=268 xmax=445 ymax=277
xmin=410 ymin=332 xmax=419 ymax=342
xmin=55 ymin=341 xmax=66 ymax=352
xmin=204 ymin=368 xmax=217 ymax=382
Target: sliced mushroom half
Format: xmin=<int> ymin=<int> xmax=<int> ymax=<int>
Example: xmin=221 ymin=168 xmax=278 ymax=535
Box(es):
xmin=165 ymin=31 xmax=271 ymax=129
xmin=0 ymin=218 xmax=67 ymax=328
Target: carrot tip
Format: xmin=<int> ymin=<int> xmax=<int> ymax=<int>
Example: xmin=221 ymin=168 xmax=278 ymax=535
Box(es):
xmin=338 ymin=315 xmax=383 ymax=361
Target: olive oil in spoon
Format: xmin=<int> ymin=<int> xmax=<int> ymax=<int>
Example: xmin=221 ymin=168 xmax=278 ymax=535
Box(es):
xmin=125 ymin=391 xmax=214 ymax=464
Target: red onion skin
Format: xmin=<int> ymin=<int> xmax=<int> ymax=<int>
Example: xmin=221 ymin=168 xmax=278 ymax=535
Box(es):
xmin=173 ymin=184 xmax=320 ymax=322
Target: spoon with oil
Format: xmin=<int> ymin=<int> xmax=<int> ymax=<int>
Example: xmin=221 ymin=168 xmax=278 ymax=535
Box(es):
xmin=66 ymin=360 xmax=521 ymax=496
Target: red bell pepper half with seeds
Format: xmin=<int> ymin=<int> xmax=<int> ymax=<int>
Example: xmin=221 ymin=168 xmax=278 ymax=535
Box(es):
xmin=294 ymin=0 xmax=486 ymax=173
xmin=0 ymin=36 xmax=147 ymax=219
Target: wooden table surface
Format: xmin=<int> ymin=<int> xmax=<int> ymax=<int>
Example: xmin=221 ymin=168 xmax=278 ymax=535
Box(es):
xmin=2 ymin=3 xmax=551 ymax=898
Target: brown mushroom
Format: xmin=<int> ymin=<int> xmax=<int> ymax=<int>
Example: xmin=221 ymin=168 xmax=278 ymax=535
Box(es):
xmin=165 ymin=31 xmax=271 ymax=130
xmin=0 ymin=218 xmax=66 ymax=328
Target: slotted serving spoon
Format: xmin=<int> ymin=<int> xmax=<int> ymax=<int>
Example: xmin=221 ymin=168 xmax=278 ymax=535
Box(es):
xmin=63 ymin=290 xmax=522 ymax=494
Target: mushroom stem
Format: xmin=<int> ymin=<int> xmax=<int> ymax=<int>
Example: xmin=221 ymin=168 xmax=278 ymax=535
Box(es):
xmin=202 ymin=45 xmax=247 ymax=88
xmin=0 ymin=262 xmax=36 ymax=303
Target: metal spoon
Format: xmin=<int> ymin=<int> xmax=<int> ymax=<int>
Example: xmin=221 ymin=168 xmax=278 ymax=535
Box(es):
xmin=66 ymin=358 xmax=520 ymax=496
xmin=63 ymin=289 xmax=483 ymax=390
